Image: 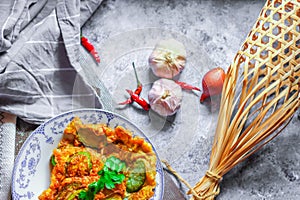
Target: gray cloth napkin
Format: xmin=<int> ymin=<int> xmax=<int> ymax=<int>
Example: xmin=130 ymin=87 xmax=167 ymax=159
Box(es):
xmin=0 ymin=0 xmax=47 ymax=53
xmin=0 ymin=0 xmax=103 ymax=124
xmin=0 ymin=0 xmax=103 ymax=199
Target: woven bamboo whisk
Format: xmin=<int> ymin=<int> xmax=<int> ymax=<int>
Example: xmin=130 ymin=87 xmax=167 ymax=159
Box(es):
xmin=178 ymin=0 xmax=300 ymax=199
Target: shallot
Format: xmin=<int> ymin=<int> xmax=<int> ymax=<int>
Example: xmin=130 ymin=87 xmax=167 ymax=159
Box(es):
xmin=200 ymin=67 xmax=226 ymax=103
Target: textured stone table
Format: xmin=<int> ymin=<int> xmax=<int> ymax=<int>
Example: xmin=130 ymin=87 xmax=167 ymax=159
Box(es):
xmin=15 ymin=1 xmax=300 ymax=200
xmin=80 ymin=0 xmax=300 ymax=199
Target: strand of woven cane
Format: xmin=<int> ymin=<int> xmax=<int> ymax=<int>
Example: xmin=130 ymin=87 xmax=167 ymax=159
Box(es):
xmin=162 ymin=160 xmax=222 ymax=200
xmin=187 ymin=0 xmax=300 ymax=199
xmin=161 ymin=1 xmax=300 ymax=199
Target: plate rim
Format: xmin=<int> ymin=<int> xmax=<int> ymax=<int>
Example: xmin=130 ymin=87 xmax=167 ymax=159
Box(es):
xmin=12 ymin=108 xmax=164 ymax=200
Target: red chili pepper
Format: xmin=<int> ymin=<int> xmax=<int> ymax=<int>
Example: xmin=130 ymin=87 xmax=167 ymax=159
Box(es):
xmin=118 ymin=62 xmax=143 ymax=105
xmin=126 ymin=89 xmax=150 ymax=111
xmin=175 ymin=81 xmax=201 ymax=91
xmin=118 ymin=99 xmax=132 ymax=105
xmin=81 ymin=35 xmax=100 ymax=63
xmin=134 ymin=84 xmax=142 ymax=96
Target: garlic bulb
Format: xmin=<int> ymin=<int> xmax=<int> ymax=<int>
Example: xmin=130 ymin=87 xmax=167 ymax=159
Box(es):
xmin=149 ymin=39 xmax=186 ymax=79
xmin=148 ymin=78 xmax=182 ymax=116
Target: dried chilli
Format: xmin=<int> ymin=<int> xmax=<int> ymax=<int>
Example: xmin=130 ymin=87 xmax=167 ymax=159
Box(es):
xmin=175 ymin=80 xmax=200 ymax=91
xmin=126 ymin=89 xmax=150 ymax=111
xmin=119 ymin=62 xmax=143 ymax=105
xmin=81 ymin=34 xmax=100 ymax=63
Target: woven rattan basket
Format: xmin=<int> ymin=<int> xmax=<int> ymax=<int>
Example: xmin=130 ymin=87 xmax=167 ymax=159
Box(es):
xmin=164 ymin=0 xmax=300 ymax=199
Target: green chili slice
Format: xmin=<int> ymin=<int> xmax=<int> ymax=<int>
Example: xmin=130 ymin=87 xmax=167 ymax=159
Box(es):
xmin=126 ymin=160 xmax=146 ymax=193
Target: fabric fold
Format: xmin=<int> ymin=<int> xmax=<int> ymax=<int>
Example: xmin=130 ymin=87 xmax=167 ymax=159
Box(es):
xmin=0 ymin=0 xmax=103 ymax=199
xmin=0 ymin=0 xmax=48 ymax=52
xmin=0 ymin=0 xmax=104 ymax=124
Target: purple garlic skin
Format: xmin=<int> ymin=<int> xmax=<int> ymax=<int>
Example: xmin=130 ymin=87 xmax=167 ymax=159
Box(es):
xmin=148 ymin=78 xmax=183 ymax=116
xmin=149 ymin=39 xmax=186 ymax=79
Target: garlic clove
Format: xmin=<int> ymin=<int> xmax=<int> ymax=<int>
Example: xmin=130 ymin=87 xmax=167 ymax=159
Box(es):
xmin=148 ymin=78 xmax=183 ymax=116
xmin=149 ymin=39 xmax=186 ymax=79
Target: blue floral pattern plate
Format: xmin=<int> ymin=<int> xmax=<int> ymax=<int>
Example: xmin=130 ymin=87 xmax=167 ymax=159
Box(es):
xmin=12 ymin=109 xmax=164 ymax=200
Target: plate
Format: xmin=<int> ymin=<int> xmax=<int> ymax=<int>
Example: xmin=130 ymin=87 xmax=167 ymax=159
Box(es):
xmin=12 ymin=109 xmax=164 ymax=200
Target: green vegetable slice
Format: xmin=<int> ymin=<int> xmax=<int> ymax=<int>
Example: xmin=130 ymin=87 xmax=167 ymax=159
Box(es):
xmin=56 ymin=183 xmax=81 ymax=200
xmin=51 ymin=155 xmax=56 ymax=167
xmin=126 ymin=160 xmax=146 ymax=193
xmin=67 ymin=189 xmax=85 ymax=200
xmin=68 ymin=151 xmax=92 ymax=168
xmin=65 ymin=151 xmax=92 ymax=175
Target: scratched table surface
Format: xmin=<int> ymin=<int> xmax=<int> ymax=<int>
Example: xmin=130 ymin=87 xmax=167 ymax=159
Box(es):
xmin=16 ymin=1 xmax=300 ymax=199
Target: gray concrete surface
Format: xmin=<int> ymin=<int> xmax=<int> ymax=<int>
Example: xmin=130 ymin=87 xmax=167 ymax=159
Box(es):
xmin=81 ymin=0 xmax=300 ymax=199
